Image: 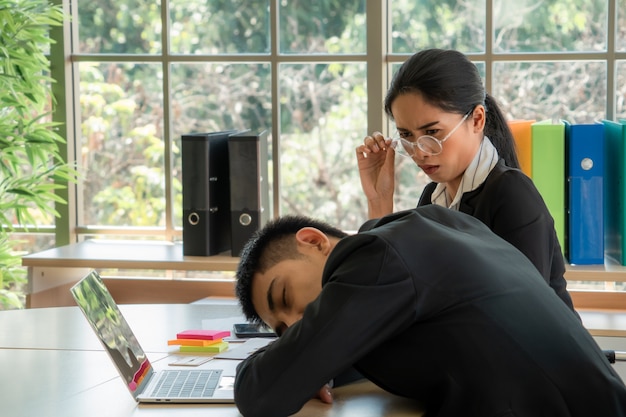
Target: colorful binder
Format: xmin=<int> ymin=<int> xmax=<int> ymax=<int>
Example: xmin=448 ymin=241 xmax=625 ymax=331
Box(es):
xmin=564 ymin=121 xmax=604 ymax=265
xmin=508 ymin=119 xmax=535 ymax=177
xmin=531 ymin=120 xmax=565 ymax=251
xmin=602 ymin=120 xmax=626 ymax=265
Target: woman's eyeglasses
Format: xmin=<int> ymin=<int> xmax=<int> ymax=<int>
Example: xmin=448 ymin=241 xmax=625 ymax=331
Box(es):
xmin=389 ymin=112 xmax=471 ymax=157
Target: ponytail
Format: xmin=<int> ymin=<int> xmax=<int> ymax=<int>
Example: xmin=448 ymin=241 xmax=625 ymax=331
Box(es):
xmin=484 ymin=94 xmax=520 ymax=169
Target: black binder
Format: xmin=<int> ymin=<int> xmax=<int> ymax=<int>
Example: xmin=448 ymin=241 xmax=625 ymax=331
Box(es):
xmin=181 ymin=130 xmax=239 ymax=256
xmin=228 ymin=130 xmax=270 ymax=256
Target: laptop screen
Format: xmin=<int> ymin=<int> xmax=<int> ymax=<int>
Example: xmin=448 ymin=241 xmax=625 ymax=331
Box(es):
xmin=70 ymin=271 xmax=154 ymax=398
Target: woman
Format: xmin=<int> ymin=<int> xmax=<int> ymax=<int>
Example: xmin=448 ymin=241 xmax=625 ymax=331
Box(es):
xmin=356 ymin=48 xmax=576 ymax=312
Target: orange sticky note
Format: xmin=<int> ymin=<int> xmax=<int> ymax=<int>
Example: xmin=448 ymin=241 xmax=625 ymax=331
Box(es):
xmin=168 ymin=338 xmax=223 ymax=346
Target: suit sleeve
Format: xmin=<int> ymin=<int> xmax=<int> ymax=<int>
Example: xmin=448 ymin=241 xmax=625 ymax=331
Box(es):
xmin=234 ymin=235 xmax=419 ymax=417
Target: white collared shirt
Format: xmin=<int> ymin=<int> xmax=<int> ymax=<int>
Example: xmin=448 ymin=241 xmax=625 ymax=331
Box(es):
xmin=431 ymin=136 xmax=499 ymax=210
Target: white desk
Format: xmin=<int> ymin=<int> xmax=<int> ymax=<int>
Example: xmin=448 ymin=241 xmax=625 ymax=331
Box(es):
xmin=0 ymin=302 xmax=427 ymax=417
xmin=0 ymin=302 xmax=244 ymax=351
xmin=2 ymin=303 xmax=625 ymax=417
xmin=64 ymin=377 xmax=424 ymax=417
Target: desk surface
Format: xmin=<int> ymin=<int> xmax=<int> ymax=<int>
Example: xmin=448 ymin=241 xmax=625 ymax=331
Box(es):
xmin=0 ymin=302 xmax=427 ymax=417
xmin=0 ymin=302 xmax=244 ymax=351
xmin=2 ymin=303 xmax=626 ymax=417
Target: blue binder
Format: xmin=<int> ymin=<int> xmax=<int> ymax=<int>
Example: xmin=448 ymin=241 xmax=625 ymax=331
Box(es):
xmin=565 ymin=121 xmax=604 ymax=265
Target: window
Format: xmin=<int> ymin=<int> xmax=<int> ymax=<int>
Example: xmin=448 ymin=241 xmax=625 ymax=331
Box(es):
xmin=65 ymin=0 xmax=370 ymax=240
xmin=25 ymin=1 xmax=626 ymax=288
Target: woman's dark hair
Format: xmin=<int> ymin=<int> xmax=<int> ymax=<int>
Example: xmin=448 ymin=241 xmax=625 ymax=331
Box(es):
xmin=384 ymin=49 xmax=520 ymax=168
xmin=235 ymin=215 xmax=348 ymax=325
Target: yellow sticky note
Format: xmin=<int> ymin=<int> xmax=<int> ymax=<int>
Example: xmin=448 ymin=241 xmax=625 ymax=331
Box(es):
xmin=179 ymin=341 xmax=229 ymax=353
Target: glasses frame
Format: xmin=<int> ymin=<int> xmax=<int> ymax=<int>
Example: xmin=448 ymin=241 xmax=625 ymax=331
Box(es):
xmin=390 ymin=111 xmax=471 ymax=157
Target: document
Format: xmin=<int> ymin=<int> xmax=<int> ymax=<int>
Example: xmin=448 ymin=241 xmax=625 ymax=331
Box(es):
xmin=215 ymin=338 xmax=275 ymax=360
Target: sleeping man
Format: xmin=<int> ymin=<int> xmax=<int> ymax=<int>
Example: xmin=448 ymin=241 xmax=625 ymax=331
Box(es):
xmin=233 ymin=205 xmax=626 ymax=417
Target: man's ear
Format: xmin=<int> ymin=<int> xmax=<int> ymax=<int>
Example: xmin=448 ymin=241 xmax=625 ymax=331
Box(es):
xmin=295 ymin=227 xmax=332 ymax=255
xmin=471 ymin=104 xmax=486 ymax=133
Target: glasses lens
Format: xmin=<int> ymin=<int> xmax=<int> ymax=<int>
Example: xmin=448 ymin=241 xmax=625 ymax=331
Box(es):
xmin=390 ymin=138 xmax=414 ymax=158
xmin=417 ymin=136 xmax=442 ymax=155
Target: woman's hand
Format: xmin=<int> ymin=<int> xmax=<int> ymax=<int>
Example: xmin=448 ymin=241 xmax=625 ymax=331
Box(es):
xmin=356 ymin=131 xmax=396 ymax=218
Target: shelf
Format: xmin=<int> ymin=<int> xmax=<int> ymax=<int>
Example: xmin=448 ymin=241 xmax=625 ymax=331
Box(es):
xmin=20 ymin=240 xmax=626 ymax=310
xmin=21 ymin=240 xmax=240 ymax=308
xmin=565 ymin=261 xmax=626 ymax=282
xmin=22 ymin=239 xmax=239 ymax=271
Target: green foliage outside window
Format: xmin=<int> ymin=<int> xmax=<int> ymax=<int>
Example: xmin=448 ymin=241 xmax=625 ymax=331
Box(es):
xmin=71 ymin=0 xmax=623 ymax=235
xmin=75 ymin=0 xmax=369 ymax=230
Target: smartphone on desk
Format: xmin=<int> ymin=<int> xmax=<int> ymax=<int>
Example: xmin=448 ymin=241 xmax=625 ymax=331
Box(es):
xmin=233 ymin=323 xmax=277 ymax=338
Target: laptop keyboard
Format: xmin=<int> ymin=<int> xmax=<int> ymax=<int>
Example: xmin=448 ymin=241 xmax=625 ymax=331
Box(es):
xmin=150 ymin=369 xmax=223 ymax=398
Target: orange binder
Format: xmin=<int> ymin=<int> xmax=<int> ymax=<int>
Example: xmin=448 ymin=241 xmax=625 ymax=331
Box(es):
xmin=508 ymin=119 xmax=535 ymax=177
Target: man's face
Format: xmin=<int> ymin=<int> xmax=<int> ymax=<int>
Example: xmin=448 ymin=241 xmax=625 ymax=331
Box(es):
xmin=250 ymin=228 xmax=335 ymax=336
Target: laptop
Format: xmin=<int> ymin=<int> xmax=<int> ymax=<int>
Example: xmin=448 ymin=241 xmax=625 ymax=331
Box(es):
xmin=70 ymin=270 xmax=235 ymax=403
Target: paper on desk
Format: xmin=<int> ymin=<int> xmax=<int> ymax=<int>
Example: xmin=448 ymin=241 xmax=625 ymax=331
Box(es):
xmin=215 ymin=338 xmax=275 ymax=360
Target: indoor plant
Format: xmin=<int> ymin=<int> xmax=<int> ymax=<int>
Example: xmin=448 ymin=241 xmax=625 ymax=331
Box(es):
xmin=0 ymin=0 xmax=75 ymax=309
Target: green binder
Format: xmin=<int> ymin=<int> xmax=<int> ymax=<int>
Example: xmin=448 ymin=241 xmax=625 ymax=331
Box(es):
xmin=531 ymin=120 xmax=565 ymax=253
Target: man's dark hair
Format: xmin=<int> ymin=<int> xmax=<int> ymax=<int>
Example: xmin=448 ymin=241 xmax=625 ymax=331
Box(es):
xmin=235 ymin=215 xmax=348 ymax=325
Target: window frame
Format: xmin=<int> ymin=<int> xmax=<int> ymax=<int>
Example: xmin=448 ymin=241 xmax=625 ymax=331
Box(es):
xmin=43 ymin=0 xmax=626 ymax=304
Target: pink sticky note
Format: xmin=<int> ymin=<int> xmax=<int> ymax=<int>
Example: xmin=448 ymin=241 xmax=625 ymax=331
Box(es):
xmin=176 ymin=329 xmax=231 ymax=340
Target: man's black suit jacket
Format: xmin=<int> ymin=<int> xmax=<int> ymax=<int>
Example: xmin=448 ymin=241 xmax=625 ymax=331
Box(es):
xmin=234 ymin=206 xmax=626 ymax=417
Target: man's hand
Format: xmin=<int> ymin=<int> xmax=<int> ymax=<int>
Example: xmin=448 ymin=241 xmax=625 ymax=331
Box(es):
xmin=315 ymin=383 xmax=333 ymax=404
